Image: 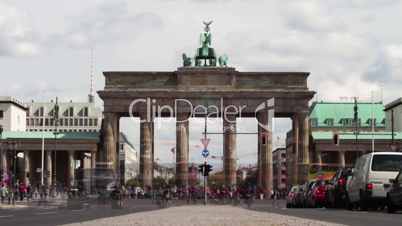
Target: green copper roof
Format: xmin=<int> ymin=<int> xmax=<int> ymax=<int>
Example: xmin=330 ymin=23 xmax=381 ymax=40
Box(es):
xmin=0 ymin=131 xmax=99 ymax=141
xmin=309 ymin=102 xmax=385 ymax=128
xmin=312 ymin=131 xmax=402 ymax=140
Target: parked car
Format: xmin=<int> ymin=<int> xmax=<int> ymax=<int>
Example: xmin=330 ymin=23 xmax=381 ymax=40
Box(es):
xmin=286 ymin=186 xmax=299 ymax=208
xmin=386 ymin=169 xmax=402 ymax=213
xmin=286 ymin=185 xmax=306 ymax=208
xmin=305 ymin=180 xmax=327 ymax=208
xmin=302 ymin=181 xmax=315 ymax=207
xmin=347 ymin=152 xmax=402 ymax=210
xmin=326 ymin=168 xmax=352 ymax=208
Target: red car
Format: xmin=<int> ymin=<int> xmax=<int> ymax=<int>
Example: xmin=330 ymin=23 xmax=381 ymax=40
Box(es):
xmin=306 ymin=180 xmax=327 ymax=208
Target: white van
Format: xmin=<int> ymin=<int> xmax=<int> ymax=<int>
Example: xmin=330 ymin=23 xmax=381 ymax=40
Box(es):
xmin=347 ymin=152 xmax=402 ymax=210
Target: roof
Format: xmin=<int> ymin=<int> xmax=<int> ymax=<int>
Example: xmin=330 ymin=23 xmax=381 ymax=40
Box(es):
xmin=384 ymin=98 xmax=402 ymax=111
xmin=25 ymin=101 xmax=102 ymax=118
xmin=309 ymin=102 xmax=385 ymax=128
xmin=312 ymin=131 xmax=402 ymax=140
xmin=0 ymin=96 xmax=28 ymax=110
xmin=0 ymin=131 xmax=100 ymax=141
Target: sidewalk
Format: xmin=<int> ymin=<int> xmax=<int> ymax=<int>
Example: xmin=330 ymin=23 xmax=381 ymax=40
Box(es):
xmin=0 ymin=197 xmax=66 ymax=210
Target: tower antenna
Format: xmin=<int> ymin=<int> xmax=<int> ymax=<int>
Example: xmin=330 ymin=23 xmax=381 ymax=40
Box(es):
xmin=88 ymin=46 xmax=95 ymax=103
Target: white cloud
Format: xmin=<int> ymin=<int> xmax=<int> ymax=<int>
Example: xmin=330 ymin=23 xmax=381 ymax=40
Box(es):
xmin=0 ymin=2 xmax=39 ymax=56
xmin=2 ymin=0 xmax=402 ymax=165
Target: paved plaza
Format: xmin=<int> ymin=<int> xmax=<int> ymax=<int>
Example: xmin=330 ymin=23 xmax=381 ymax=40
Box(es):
xmin=62 ymin=205 xmax=343 ymax=226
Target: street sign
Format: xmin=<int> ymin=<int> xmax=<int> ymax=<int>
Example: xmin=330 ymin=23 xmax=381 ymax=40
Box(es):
xmin=200 ymin=138 xmax=210 ymax=149
xmin=202 ymin=149 xmax=209 ymax=158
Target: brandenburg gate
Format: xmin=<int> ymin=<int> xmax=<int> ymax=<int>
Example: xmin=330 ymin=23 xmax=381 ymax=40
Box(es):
xmin=97 ymin=22 xmax=315 ymax=194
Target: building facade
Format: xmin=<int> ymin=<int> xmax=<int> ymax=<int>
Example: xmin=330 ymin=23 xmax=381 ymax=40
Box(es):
xmin=0 ymin=131 xmax=99 ymax=190
xmin=286 ymin=101 xmax=401 ymax=185
xmin=25 ymin=100 xmax=102 ymax=132
xmin=119 ymin=132 xmax=139 ymax=184
xmin=273 ymin=147 xmax=287 ymax=192
xmin=385 ymin=98 xmax=402 ymax=133
xmin=0 ymin=97 xmax=28 ymax=132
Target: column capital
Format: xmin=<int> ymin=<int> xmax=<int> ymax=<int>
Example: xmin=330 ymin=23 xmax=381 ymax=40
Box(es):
xmin=176 ymin=112 xmax=191 ymax=123
xmin=296 ymin=111 xmax=309 ymax=119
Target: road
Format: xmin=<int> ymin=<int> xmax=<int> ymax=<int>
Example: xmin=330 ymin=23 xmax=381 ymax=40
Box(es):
xmin=250 ymin=200 xmax=402 ymax=226
xmin=0 ymin=199 xmax=160 ymax=226
xmin=1 ymin=199 xmax=401 ymax=226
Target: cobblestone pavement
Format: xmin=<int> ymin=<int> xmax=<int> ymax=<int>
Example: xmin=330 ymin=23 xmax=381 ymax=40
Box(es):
xmin=62 ymin=205 xmax=345 ymax=226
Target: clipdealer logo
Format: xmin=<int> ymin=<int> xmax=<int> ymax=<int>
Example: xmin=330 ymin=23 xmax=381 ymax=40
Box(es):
xmin=128 ymin=97 xmax=275 ymax=131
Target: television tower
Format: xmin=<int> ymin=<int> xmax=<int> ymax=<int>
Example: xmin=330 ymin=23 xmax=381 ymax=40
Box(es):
xmin=88 ymin=46 xmax=95 ymax=103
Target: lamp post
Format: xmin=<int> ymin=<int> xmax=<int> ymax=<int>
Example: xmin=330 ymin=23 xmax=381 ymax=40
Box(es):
xmin=53 ymin=97 xmax=59 ymax=195
xmin=0 ymin=125 xmax=3 ymax=182
xmin=9 ymin=141 xmax=18 ymax=204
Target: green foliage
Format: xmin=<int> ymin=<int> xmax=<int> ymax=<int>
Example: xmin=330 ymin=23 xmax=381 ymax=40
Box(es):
xmin=153 ymin=176 xmax=168 ymax=189
xmin=125 ymin=178 xmax=141 ymax=187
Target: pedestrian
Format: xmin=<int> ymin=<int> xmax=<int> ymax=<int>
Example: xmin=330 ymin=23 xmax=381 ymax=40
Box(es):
xmin=271 ymin=190 xmax=278 ymax=208
xmin=26 ymin=183 xmax=31 ymax=201
xmin=19 ymin=182 xmax=27 ymax=201
xmin=0 ymin=183 xmax=8 ymax=204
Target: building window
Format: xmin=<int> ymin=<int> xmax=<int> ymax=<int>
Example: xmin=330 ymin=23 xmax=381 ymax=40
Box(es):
xmin=341 ymin=118 xmax=354 ymax=127
xmin=79 ymin=119 xmax=83 ymax=126
xmin=94 ymin=119 xmax=98 ymax=127
xmin=0 ymin=110 xmax=3 ymax=119
xmin=310 ymin=118 xmax=318 ymax=127
xmin=84 ymin=119 xmax=88 ymax=126
xmin=325 ymin=118 xmax=334 ymax=126
xmin=45 ymin=118 xmax=49 ymax=126
xmin=39 ymin=107 xmax=44 ymax=117
xmin=89 ymin=118 xmax=93 ymax=126
xmin=69 ymin=107 xmax=74 ymax=117
xmin=83 ymin=107 xmax=88 ymax=117
xmin=74 ymin=119 xmax=78 ymax=126
xmin=26 ymin=119 xmax=29 ymax=126
xmin=69 ymin=118 xmax=73 ymax=126
xmin=367 ymin=118 xmax=376 ymax=127
xmin=60 ymin=118 xmax=63 ymax=126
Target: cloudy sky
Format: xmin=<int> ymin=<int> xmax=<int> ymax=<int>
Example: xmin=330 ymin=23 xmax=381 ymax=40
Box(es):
xmin=1 ymin=0 xmax=402 ymax=167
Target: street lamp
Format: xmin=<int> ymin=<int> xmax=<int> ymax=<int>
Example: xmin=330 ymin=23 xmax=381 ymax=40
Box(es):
xmin=9 ymin=141 xmax=18 ymax=204
xmin=53 ymin=97 xmax=59 ymax=194
xmin=0 ymin=125 xmax=3 ymax=182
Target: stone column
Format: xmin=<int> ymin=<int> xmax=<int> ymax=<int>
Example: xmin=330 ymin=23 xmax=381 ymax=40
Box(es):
xmin=91 ymin=151 xmax=96 ymax=169
xmin=91 ymin=151 xmax=96 ymax=193
xmin=0 ymin=147 xmax=7 ymax=177
xmin=140 ymin=113 xmax=153 ymax=189
xmin=46 ymin=151 xmax=52 ymax=187
xmin=257 ymin=112 xmax=273 ymax=195
xmin=338 ymin=151 xmax=346 ymax=168
xmin=292 ymin=114 xmax=299 ymax=185
xmin=299 ymin=113 xmax=310 ymax=184
xmin=257 ymin=125 xmax=262 ymax=189
xmin=68 ymin=150 xmax=75 ymax=187
xmin=176 ymin=113 xmax=189 ymax=188
xmin=316 ymin=151 xmax=322 ymax=172
xmin=223 ymin=115 xmax=237 ymax=186
xmin=98 ymin=113 xmax=118 ymax=174
xmin=24 ymin=151 xmax=30 ymax=184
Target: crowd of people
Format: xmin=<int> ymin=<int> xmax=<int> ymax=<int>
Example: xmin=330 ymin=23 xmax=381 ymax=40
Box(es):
xmin=111 ymin=184 xmax=287 ymax=205
xmin=0 ymin=180 xmax=70 ymax=205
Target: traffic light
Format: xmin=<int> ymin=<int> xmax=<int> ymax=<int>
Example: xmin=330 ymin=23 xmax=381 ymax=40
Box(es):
xmin=198 ymin=163 xmax=213 ymax=176
xmin=198 ymin=164 xmax=205 ymax=174
xmin=204 ymin=164 xmax=213 ymax=176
